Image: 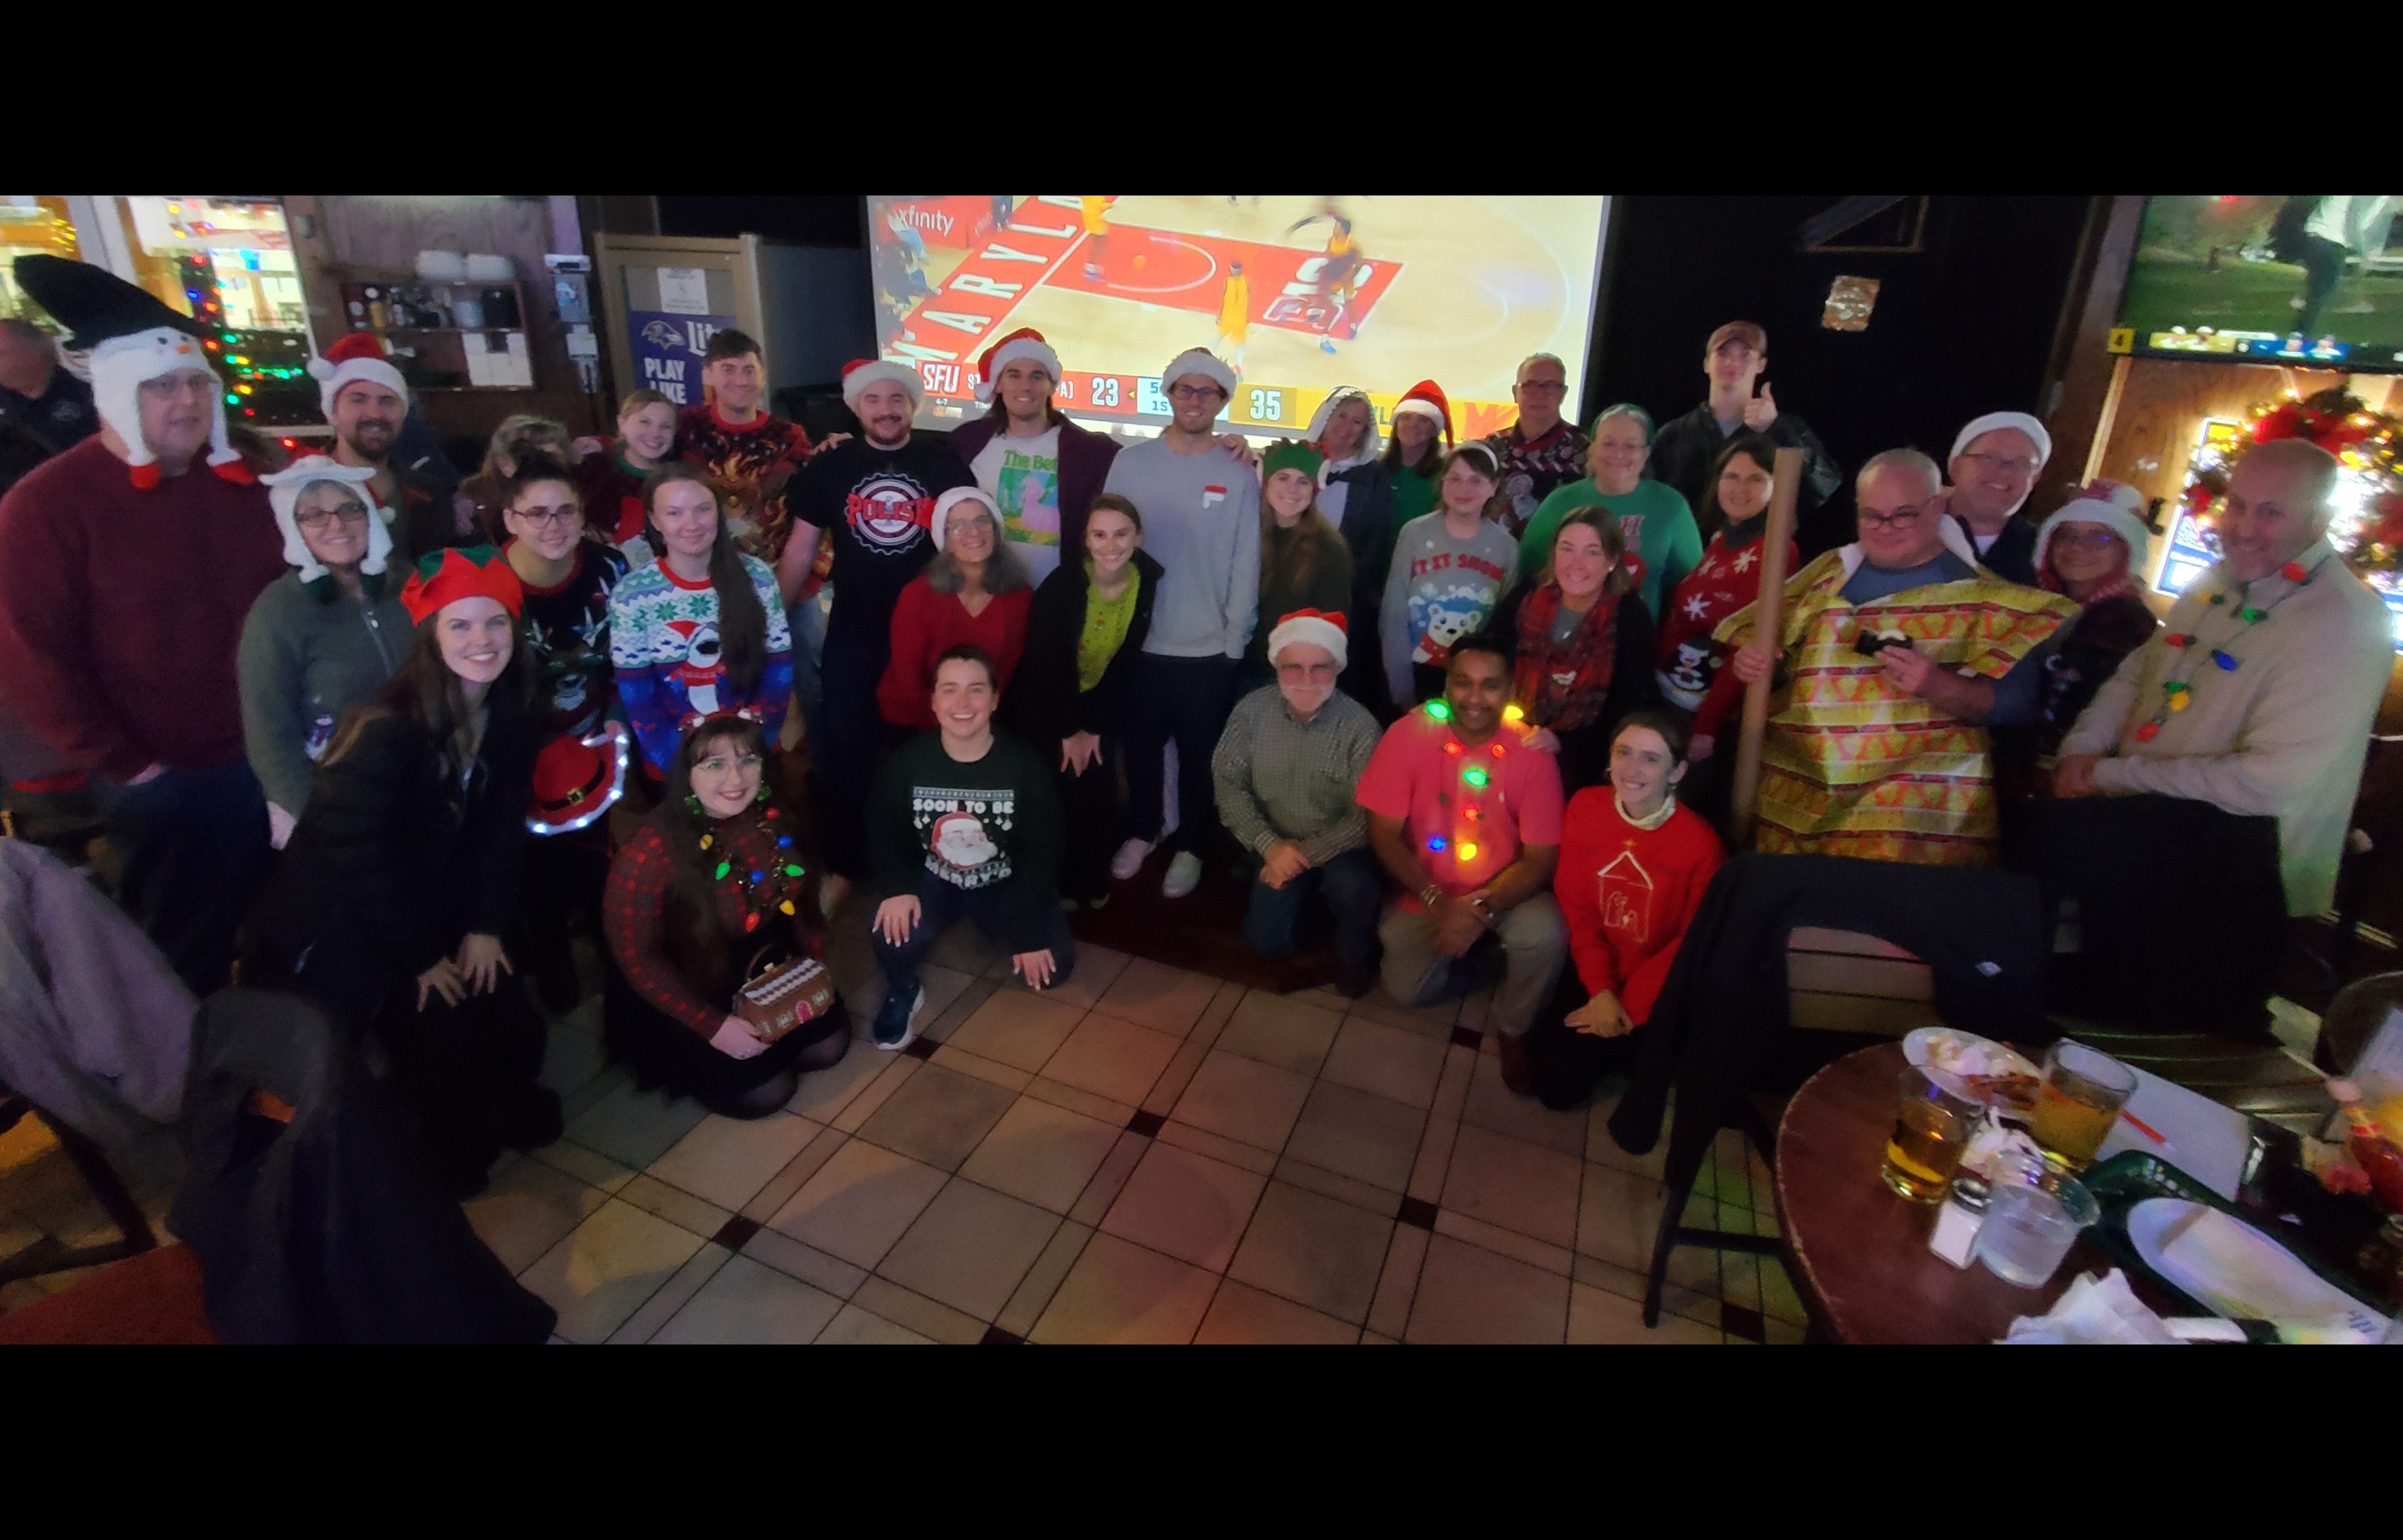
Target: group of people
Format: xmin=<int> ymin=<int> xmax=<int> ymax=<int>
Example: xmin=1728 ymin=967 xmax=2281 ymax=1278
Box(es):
xmin=0 ymin=250 xmax=2393 ymax=1184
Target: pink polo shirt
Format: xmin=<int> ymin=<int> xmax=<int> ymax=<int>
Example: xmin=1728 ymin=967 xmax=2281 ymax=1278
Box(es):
xmin=1356 ymin=706 xmax=1565 ymax=908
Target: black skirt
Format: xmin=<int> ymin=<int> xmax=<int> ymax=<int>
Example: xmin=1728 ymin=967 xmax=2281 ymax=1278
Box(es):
xmin=602 ymin=954 xmax=847 ymax=1105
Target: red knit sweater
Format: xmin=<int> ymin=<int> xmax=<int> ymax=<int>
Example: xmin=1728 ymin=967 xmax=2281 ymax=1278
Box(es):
xmin=0 ymin=438 xmax=285 ymax=778
xmin=603 ymin=809 xmax=821 ymax=1037
xmin=876 ymin=576 xmax=1033 ymax=729
xmin=1553 ymin=788 xmax=1723 ymax=1025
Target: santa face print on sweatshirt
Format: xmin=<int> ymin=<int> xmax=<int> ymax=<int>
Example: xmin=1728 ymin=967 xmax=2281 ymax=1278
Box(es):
xmin=914 ymin=784 xmax=1015 ymax=890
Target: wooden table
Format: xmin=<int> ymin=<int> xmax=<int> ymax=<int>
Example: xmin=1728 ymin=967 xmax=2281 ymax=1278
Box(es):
xmin=1774 ymin=1041 xmax=2097 ymax=1343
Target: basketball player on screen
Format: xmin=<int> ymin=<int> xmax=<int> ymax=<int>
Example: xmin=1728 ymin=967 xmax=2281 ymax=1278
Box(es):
xmin=1217 ymin=260 xmax=1251 ymax=371
xmin=1286 ymin=202 xmax=1364 ymax=354
xmin=1081 ymin=196 xmax=1111 ymax=282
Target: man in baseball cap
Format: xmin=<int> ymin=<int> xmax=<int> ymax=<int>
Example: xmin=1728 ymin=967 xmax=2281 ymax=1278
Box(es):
xmin=1646 ymin=320 xmax=1846 ymax=551
xmin=948 ymin=327 xmax=1122 ymax=584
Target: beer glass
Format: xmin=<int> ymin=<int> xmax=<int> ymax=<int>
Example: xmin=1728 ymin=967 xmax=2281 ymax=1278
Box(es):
xmin=1881 ymin=1065 xmax=1982 ymax=1203
xmin=2028 ymin=1041 xmax=2139 ymax=1168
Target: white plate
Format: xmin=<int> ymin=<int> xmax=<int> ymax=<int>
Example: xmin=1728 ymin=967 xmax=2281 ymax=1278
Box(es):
xmin=1903 ymin=1027 xmax=2038 ymax=1082
xmin=2126 ymin=1198 xmax=2390 ymax=1336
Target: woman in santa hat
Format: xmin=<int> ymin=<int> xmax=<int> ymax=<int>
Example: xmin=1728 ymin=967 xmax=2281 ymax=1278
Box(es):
xmin=876 ymin=487 xmax=1034 ymax=732
xmin=2029 ymin=481 xmax=2161 ymax=758
xmin=238 ymin=455 xmax=413 ymax=850
xmin=249 ymin=545 xmax=555 ymax=1196
xmin=1382 ymin=379 xmax=1453 ymax=537
xmin=602 ymin=714 xmax=848 ymax=1118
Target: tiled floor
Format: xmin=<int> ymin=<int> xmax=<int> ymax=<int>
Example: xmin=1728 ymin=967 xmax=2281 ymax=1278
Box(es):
xmin=0 ymin=909 xmax=1812 ymax=1343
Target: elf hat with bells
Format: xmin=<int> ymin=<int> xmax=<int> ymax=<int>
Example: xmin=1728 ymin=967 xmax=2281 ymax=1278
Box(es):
xmin=12 ymin=255 xmax=252 ymax=491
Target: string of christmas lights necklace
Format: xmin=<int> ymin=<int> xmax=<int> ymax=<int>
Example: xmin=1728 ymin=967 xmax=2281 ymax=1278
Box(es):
xmin=2137 ymin=555 xmax=2325 ymax=743
xmin=1419 ymin=697 xmax=1526 ymax=866
xmin=692 ymin=797 xmax=806 ymax=933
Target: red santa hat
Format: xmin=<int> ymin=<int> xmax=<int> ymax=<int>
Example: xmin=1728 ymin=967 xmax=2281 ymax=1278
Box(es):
xmin=400 ymin=543 xmax=525 ymax=625
xmin=1391 ymin=379 xmax=1454 ymax=449
xmin=973 ymin=327 xmax=1063 ymax=403
xmin=842 ymin=357 xmax=925 ymax=413
xmin=309 ymin=331 xmax=410 ymax=418
xmin=929 ymin=486 xmax=997 ymax=551
xmin=1266 ymin=608 xmax=1348 ymax=671
xmin=527 ymin=727 xmax=632 ymax=836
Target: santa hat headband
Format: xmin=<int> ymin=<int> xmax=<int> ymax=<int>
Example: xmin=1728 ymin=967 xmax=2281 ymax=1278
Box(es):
xmin=2033 ymin=482 xmax=2151 ymax=578
xmin=1161 ymin=347 xmax=1237 ymax=398
xmin=929 ymin=486 xmax=997 ymax=551
xmin=400 ymin=543 xmax=525 ymax=626
xmin=1266 ymin=608 xmax=1347 ymax=671
xmin=260 ymin=455 xmax=394 ymax=582
xmin=527 ymin=727 xmax=632 ymax=836
xmin=843 ymin=357 xmax=925 ymax=413
xmin=1391 ymin=379 xmax=1453 ymax=449
xmin=309 ymin=331 xmax=410 ymax=419
xmin=12 ymin=255 xmax=252 ymax=491
xmin=974 ymin=328 xmax=1062 ymax=403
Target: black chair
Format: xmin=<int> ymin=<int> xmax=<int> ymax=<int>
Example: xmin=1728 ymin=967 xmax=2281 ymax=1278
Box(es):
xmin=0 ymin=1081 xmax=157 ymax=1285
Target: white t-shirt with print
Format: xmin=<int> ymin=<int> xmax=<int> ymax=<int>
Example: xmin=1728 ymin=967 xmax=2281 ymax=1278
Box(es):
xmin=970 ymin=425 xmax=1065 ymax=584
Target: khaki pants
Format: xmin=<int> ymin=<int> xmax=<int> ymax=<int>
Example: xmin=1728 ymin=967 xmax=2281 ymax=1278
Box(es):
xmin=1378 ymin=894 xmax=1567 ymax=1039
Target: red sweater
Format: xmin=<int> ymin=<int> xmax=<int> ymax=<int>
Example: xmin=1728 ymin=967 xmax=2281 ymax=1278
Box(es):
xmin=574 ymin=442 xmax=656 ymax=545
xmin=603 ymin=809 xmax=822 ymax=1037
xmin=1657 ymin=524 xmax=1798 ymax=732
xmin=1554 ymin=788 xmax=1723 ymax=1025
xmin=0 ymin=439 xmax=285 ymax=778
xmin=876 ymin=576 xmax=1032 ymax=729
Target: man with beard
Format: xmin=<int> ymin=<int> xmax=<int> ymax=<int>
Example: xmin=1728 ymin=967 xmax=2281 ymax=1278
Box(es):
xmin=0 ymin=257 xmax=285 ymax=993
xmin=313 ymin=331 xmax=452 ymax=562
xmin=949 ymin=328 xmax=1119 ymax=585
xmin=1212 ymin=611 xmax=1382 ymax=995
xmin=783 ymin=359 xmax=972 ymax=880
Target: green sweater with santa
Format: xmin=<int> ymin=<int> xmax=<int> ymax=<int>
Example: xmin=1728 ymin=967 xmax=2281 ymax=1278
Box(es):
xmin=868 ymin=728 xmax=1065 ymax=951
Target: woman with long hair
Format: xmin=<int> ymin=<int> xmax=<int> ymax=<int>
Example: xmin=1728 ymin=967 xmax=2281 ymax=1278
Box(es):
xmin=1665 ymin=435 xmax=1803 ymax=751
xmin=576 ymin=388 xmax=680 ymax=549
xmin=1243 ymin=440 xmax=1353 ymax=696
xmin=1490 ymin=506 xmax=1660 ymax=793
xmin=608 ymin=463 xmax=792 ymax=780
xmin=876 ymin=487 xmax=1035 ymax=731
xmin=1380 ymin=440 xmax=1519 ymax=705
xmin=602 ymin=715 xmax=848 ymax=1118
xmin=240 ymin=455 xmax=412 ymax=850
xmin=458 ymin=414 xmax=579 ymax=545
xmin=249 ymin=545 xmax=554 ymax=1195
xmin=1012 ymin=494 xmax=1161 ymax=907
xmin=1382 ymin=379 xmax=1452 ymax=536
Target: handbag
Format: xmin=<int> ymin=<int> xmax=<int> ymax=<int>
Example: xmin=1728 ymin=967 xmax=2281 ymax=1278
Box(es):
xmin=733 ymin=946 xmax=836 ymax=1044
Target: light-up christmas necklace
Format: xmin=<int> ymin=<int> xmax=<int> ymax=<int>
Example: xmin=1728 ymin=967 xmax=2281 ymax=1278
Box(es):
xmin=2136 ymin=556 xmax=2323 ymax=743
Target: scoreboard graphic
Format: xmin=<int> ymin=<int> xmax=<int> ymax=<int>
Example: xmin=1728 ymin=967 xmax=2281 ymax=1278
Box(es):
xmin=867 ymin=194 xmax=1608 ymax=444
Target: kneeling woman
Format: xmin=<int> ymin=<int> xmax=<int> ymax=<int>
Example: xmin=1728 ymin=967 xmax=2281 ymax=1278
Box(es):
xmin=252 ymin=546 xmax=554 ymax=1194
xmin=1527 ymin=711 xmax=1723 ymax=1111
xmin=602 ymin=715 xmax=848 ymax=1118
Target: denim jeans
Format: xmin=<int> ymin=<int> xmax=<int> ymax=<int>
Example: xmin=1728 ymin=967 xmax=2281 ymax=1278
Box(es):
xmin=1243 ymin=844 xmax=1381 ymax=975
xmin=871 ymin=868 xmax=1077 ymax=999
xmin=788 ymin=585 xmax=831 ymax=753
xmin=95 ymin=758 xmax=271 ymax=995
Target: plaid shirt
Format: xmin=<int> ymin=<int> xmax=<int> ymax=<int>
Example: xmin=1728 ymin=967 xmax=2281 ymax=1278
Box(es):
xmin=1211 ymin=683 xmax=1379 ymax=864
xmin=603 ymin=813 xmax=820 ymax=1037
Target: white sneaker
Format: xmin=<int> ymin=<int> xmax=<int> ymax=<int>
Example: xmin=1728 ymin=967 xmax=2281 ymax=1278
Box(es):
xmin=1161 ymin=852 xmax=1203 ymax=899
xmin=1110 ymin=837 xmax=1155 ymax=882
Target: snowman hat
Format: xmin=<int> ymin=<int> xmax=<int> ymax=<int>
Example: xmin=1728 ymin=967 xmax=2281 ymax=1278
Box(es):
xmin=929 ymin=486 xmax=997 ymax=551
xmin=12 ymin=255 xmax=252 ymax=491
xmin=1162 ymin=347 xmax=1237 ymax=397
xmin=309 ymin=331 xmax=410 ymax=418
xmin=259 ymin=455 xmax=394 ymax=583
xmin=974 ymin=327 xmax=1062 ymax=403
xmin=842 ymin=356 xmax=924 ymax=413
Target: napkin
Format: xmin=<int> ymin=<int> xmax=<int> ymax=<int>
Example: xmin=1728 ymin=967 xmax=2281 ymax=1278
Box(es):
xmin=2000 ymin=1269 xmax=2183 ymax=1345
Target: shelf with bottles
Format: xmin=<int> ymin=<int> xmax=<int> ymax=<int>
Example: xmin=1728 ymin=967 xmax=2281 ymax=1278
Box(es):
xmin=338 ymin=276 xmax=534 ymax=392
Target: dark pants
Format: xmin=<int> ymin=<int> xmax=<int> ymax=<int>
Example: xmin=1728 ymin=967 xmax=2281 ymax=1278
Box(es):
xmin=811 ymin=626 xmax=890 ymax=880
xmin=2298 ymin=232 xmax=2349 ymax=337
xmin=1059 ymin=739 xmax=1123 ymax=904
xmin=520 ymin=826 xmax=608 ymax=1009
xmin=601 ymin=951 xmax=846 ymax=1109
xmin=1124 ymin=653 xmax=1237 ymax=855
xmin=1244 ymin=844 xmax=1381 ymax=975
xmin=97 ymin=758 xmax=270 ymax=996
xmin=872 ymin=868 xmax=1076 ymax=998
xmin=1525 ymin=970 xmax=1638 ymax=1111
xmin=379 ymin=973 xmax=555 ymax=1195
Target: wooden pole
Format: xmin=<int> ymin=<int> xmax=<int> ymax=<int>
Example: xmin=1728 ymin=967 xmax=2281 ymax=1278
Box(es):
xmin=1728 ymin=446 xmax=1805 ymax=846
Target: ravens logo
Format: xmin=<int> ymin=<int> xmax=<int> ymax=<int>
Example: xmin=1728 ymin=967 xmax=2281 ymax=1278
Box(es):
xmin=640 ymin=318 xmax=685 ymax=351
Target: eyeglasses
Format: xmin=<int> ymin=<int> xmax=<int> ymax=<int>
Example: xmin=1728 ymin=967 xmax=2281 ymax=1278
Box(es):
xmin=1516 ymin=379 xmax=1567 ymax=395
xmin=2052 ymin=528 xmax=2123 ymax=551
xmin=511 ymin=505 xmax=582 ymax=528
xmin=1168 ymin=383 xmax=1225 ymax=402
xmin=296 ymin=505 xmax=371 ymax=528
xmin=1857 ymin=504 xmax=1928 ymax=530
xmin=1960 ymin=451 xmax=2040 ymax=477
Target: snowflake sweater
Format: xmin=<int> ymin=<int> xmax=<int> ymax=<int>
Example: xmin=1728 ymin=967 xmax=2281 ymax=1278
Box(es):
xmin=607 ymin=553 xmax=792 ymax=776
xmin=1656 ymin=517 xmax=1799 ymax=722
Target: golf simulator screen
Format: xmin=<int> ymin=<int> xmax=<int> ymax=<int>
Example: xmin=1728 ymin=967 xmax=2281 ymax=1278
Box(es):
xmin=2118 ymin=196 xmax=2403 ymax=370
xmin=866 ymin=195 xmax=1611 ymax=438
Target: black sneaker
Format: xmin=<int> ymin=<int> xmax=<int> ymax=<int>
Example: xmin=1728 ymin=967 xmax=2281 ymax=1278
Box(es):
xmin=872 ymin=984 xmax=926 ymax=1052
xmin=1336 ymin=961 xmax=1377 ymax=999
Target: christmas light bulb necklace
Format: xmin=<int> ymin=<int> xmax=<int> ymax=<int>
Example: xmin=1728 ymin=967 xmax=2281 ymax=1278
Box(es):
xmin=691 ymin=789 xmax=806 ymax=932
xmin=2137 ymin=553 xmax=2326 ymax=744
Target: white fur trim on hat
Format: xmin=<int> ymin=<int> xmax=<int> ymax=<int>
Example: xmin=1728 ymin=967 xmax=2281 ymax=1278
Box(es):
xmin=1266 ymin=610 xmax=1347 ymax=671
xmin=1392 ymin=398 xmax=1445 ymax=425
xmin=1161 ymin=348 xmax=1236 ymax=398
xmin=974 ymin=332 xmax=1062 ymax=404
xmin=1949 ymin=411 xmax=2052 ymax=469
xmin=929 ymin=486 xmax=996 ymax=551
xmin=89 ymin=328 xmax=243 ymax=478
xmin=2033 ymin=483 xmax=2151 ymax=579
xmin=1304 ymin=385 xmax=1381 ymax=467
xmin=842 ymin=358 xmax=925 ymax=412
xmin=308 ymin=355 xmax=410 ymax=421
xmin=261 ymin=455 xmax=393 ymax=581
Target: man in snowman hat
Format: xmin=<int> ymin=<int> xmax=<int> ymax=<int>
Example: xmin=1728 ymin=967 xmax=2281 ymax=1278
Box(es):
xmin=0 ymin=255 xmax=287 ymax=992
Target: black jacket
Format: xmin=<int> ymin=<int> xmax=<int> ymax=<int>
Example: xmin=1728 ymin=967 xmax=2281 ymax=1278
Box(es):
xmin=1010 ymin=548 xmax=1163 ymax=745
xmin=1490 ymin=580 xmax=1662 ymax=795
xmin=255 ymin=685 xmax=533 ymax=1020
xmin=1330 ymin=459 xmax=1396 ymax=714
xmin=1950 ymin=511 xmax=2039 ymax=587
xmin=1649 ymin=403 xmax=1844 ymax=548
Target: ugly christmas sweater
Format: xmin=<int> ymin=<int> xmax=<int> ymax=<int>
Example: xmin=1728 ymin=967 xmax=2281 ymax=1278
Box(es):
xmin=677 ymin=404 xmax=815 ymax=581
xmin=1554 ymin=788 xmax=1723 ymax=1026
xmin=1660 ymin=514 xmax=1800 ymax=723
xmin=607 ymin=553 xmax=792 ymax=777
xmin=867 ymin=729 xmax=1064 ymax=952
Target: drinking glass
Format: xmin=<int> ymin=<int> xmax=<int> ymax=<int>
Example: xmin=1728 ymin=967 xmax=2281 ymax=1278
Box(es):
xmin=1881 ymin=1066 xmax=1982 ymax=1203
xmin=1973 ymin=1153 xmax=2099 ymax=1287
xmin=2028 ymin=1040 xmax=2139 ymax=1168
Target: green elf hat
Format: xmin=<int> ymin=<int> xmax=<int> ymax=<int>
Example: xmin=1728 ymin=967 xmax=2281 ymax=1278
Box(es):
xmin=1260 ymin=439 xmax=1324 ymax=484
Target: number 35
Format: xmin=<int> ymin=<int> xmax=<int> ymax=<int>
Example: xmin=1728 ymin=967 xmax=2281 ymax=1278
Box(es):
xmin=1247 ymin=388 xmax=1283 ymax=422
